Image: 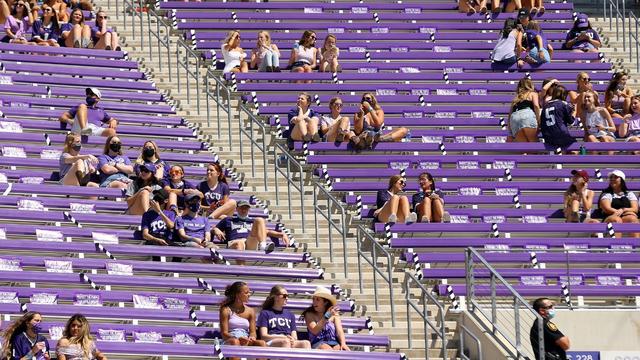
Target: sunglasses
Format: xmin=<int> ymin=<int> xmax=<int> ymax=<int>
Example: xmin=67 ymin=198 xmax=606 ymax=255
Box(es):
xmin=541 ymin=304 xmax=555 ymax=310
xmin=206 ymin=169 xmax=216 ymax=173
xmin=309 ymin=35 xmax=316 ymax=39
xmin=98 ymin=15 xmax=108 ymax=19
xmin=581 ymin=77 xmax=591 ymax=82
xmin=110 ymin=142 xmax=121 ymax=145
xmin=17 ymin=3 xmax=25 ymax=6
xmin=363 ymin=98 xmax=372 ymax=102
xmin=169 ymin=170 xmax=183 ymax=176
xmin=279 ymin=293 xmax=289 ymax=298
xmin=333 ymin=103 xmax=343 ymax=107
xmin=43 ymin=8 xmax=52 ymax=12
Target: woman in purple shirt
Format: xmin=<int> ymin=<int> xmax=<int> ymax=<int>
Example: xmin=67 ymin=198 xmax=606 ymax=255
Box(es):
xmin=31 ymin=4 xmax=61 ymax=46
xmin=2 ymin=1 xmax=32 ymax=44
xmin=258 ymin=285 xmax=311 ymax=349
xmin=60 ymin=8 xmax=91 ymax=48
xmin=92 ymin=10 xmax=120 ymax=51
xmin=97 ymin=135 xmax=134 ymax=189
xmin=374 ymin=175 xmax=417 ymax=224
xmin=1 ymin=311 xmax=50 ymax=360
xmin=302 ymin=286 xmax=349 ymax=351
xmin=197 ymin=162 xmax=237 ymax=219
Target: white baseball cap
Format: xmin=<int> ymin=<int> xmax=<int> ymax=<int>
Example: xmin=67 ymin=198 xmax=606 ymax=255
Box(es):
xmin=85 ymin=87 xmax=102 ymax=98
xmin=608 ymin=170 xmax=626 ymax=181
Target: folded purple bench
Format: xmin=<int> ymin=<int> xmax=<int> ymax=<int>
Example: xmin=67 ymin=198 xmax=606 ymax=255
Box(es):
xmin=10 ymin=73 xmax=157 ymax=91
xmin=375 ymin=222 xmax=640 ymax=234
xmin=0 ymin=94 xmax=174 ymax=115
xmin=421 ymin=267 xmax=640 ymax=279
xmin=0 ymin=182 xmax=123 ymax=199
xmin=0 ymin=42 xmax=126 ymax=59
xmin=0 ymin=52 xmax=137 ymax=69
xmin=1 ymin=61 xmax=145 ymax=81
xmin=346 ymin=194 xmax=578 ymax=207
xmin=0 ymin=83 xmax=162 ymax=103
xmin=331 ymin=180 xmax=640 ymax=192
xmin=219 ymin=345 xmax=404 ymax=360
xmin=436 ymin=284 xmax=640 ymax=297
xmin=408 ymin=251 xmax=640 ymax=264
xmin=390 ymin=237 xmax=640 ymax=249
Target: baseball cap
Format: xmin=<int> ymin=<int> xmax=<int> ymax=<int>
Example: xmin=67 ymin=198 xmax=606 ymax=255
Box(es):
xmin=139 ymin=162 xmax=156 ymax=174
xmin=608 ymin=170 xmax=626 ymax=181
xmin=570 ymin=169 xmax=589 ymax=182
xmin=185 ymin=193 xmax=202 ymax=202
xmin=237 ymin=199 xmax=251 ymax=207
xmin=152 ymin=189 xmax=169 ymax=203
xmin=576 ymin=13 xmax=589 ymax=28
xmin=517 ymin=7 xmax=530 ymax=19
xmin=85 ymin=87 xmax=102 ymax=98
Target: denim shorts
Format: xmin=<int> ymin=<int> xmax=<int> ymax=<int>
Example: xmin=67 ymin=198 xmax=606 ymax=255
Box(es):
xmin=225 ymin=328 xmax=249 ymax=343
xmin=312 ymin=340 xmax=339 ymax=349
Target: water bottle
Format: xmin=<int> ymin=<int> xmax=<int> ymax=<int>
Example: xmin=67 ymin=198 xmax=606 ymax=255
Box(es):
xmin=579 ymin=145 xmax=587 ymax=155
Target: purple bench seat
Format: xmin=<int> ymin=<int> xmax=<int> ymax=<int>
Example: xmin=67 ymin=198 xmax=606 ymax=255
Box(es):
xmin=0 ymin=94 xmax=174 ymax=115
xmin=360 ymin=208 xmax=563 ymax=221
xmin=389 ymin=237 xmax=640 ymax=249
xmin=407 ymin=251 xmax=640 ymax=265
xmin=0 ymin=107 xmax=185 ymax=128
xmin=1 ymin=61 xmax=146 ymax=81
xmin=0 ymin=254 xmax=320 ymax=279
xmin=347 ymin=194 xmax=587 ymax=207
xmin=10 ymin=73 xmax=157 ymax=91
xmin=308 ymin=154 xmax=640 ymax=166
xmin=0 ymin=182 xmax=123 ymax=199
xmin=175 ymin=10 xmax=574 ymax=21
xmin=421 ymin=268 xmax=640 ymax=280
xmin=0 ymin=43 xmax=127 ymax=59
xmin=218 ymin=345 xmax=403 ymax=360
xmin=0 ymin=83 xmax=163 ymax=103
xmin=435 ymin=284 xmax=640 ymax=297
xmin=374 ymin=222 xmax=640 ymax=235
xmin=0 ymin=52 xmax=137 ymax=69
xmin=0 ymin=131 xmax=204 ymax=151
xmin=160 ymin=0 xmax=572 ymax=11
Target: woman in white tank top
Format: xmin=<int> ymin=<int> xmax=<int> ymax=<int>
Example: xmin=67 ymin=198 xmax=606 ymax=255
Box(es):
xmin=580 ymin=90 xmax=616 ymax=155
xmin=221 ymin=30 xmax=248 ymax=74
xmin=288 ymin=30 xmax=318 ymax=83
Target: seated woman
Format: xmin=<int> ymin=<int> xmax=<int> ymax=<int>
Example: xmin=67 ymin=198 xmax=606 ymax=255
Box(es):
xmin=133 ymin=140 xmax=170 ymax=181
xmin=222 ymin=30 xmax=248 ymax=74
xmin=538 ymin=78 xmax=559 ymax=107
xmin=374 ymin=175 xmax=417 ymax=224
xmin=522 ymin=21 xmax=553 ymax=65
xmin=568 ymin=72 xmax=595 ymax=119
xmin=502 ymin=0 xmax=523 ymax=13
xmin=59 ymin=133 xmax=99 ymax=187
xmin=174 ymin=193 xmax=216 ymax=248
xmin=604 ymin=72 xmax=633 ymax=119
xmin=618 ymin=95 xmax=640 ymax=154
xmin=352 ymin=92 xmax=408 ymax=149
xmin=1 ymin=311 xmax=50 ymax=360
xmin=31 ymin=5 xmax=61 ymax=46
xmin=97 ymin=135 xmax=134 ymax=189
xmin=302 ymin=286 xmax=350 ymax=351
xmin=219 ymin=281 xmax=267 ymax=360
xmin=257 ymin=285 xmax=311 ymax=349
xmin=2 ymin=1 xmax=32 ymax=44
xmin=125 ymin=162 xmax=162 ymax=215
xmin=564 ymin=14 xmax=601 ymax=53
xmin=287 ymin=92 xmax=321 ymax=143
xmin=508 ymin=78 xmax=540 ymax=142
xmin=563 ymin=170 xmax=597 ymax=223
xmin=539 ymin=85 xmax=577 ymax=152
xmin=579 ymin=90 xmax=616 ymax=155
xmin=250 ymin=30 xmax=280 ymax=72
xmin=56 ymin=314 xmax=107 ymax=360
xmin=163 ymin=164 xmax=198 ymax=212
xmin=45 ymin=0 xmax=67 ymax=22
xmin=320 ymin=97 xmax=355 ymax=143
xmin=595 ymin=170 xmax=639 ymax=238
xmin=288 ymin=30 xmax=318 ymax=83
xmin=92 ymin=11 xmax=120 ymax=51
xmin=491 ymin=18 xmax=519 ymax=70
xmin=412 ymin=172 xmax=447 ymax=223
xmin=458 ymin=0 xmax=488 ymax=14
xmin=141 ymin=189 xmax=175 ymax=246
xmin=319 ymin=34 xmax=340 ymax=73
xmin=197 ymin=162 xmax=237 ymax=219
xmin=60 ymin=8 xmax=91 ymax=48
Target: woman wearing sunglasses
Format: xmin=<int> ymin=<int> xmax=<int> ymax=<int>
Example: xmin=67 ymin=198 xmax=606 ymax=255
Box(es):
xmin=162 ymin=164 xmax=198 ymax=213
xmin=320 ymin=97 xmax=354 ymax=143
xmin=568 ymin=72 xmax=595 ymax=119
xmin=373 ymin=175 xmax=417 ymax=224
xmin=92 ymin=10 xmax=120 ymax=50
xmin=258 ymin=285 xmax=311 ymax=349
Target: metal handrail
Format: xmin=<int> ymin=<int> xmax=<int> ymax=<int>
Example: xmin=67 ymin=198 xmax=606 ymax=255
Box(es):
xmin=175 ymin=38 xmax=201 ymax=111
xmin=404 ymin=271 xmax=448 ymax=359
xmin=465 ymin=247 xmax=544 ymax=360
xmin=273 ymin=143 xmax=306 ymax=231
xmin=355 ymin=225 xmax=396 ymax=325
xmin=145 ymin=6 xmax=172 ymax=79
xmin=312 ymin=180 xmax=348 ymax=275
xmin=237 ymin=103 xmax=269 ymax=191
xmin=459 ymin=324 xmax=483 ymax=360
xmin=630 ymin=12 xmax=640 ymax=72
xmin=204 ymin=69 xmax=233 ymax=145
xmin=603 ymin=0 xmax=627 ymax=51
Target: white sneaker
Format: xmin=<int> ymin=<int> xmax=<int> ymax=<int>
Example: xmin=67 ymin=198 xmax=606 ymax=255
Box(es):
xmin=421 ymin=216 xmax=431 ymax=223
xmin=80 ymin=127 xmax=93 ymax=136
xmin=387 ymin=214 xmax=397 ymax=223
xmin=405 ymin=212 xmax=418 ymax=224
xmin=260 ymin=241 xmax=275 ymax=254
xmin=442 ymin=211 xmax=451 ymax=223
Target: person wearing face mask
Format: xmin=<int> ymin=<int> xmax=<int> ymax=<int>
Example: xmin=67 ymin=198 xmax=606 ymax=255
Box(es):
xmin=58 ymin=88 xmax=118 ymax=137
xmin=530 ymin=298 xmax=569 ymax=360
xmin=97 ymin=135 xmax=133 ymax=189
xmin=134 ymin=140 xmax=170 ymax=181
xmin=59 ymin=133 xmax=99 ymax=187
xmin=141 ymin=189 xmax=175 ymax=246
xmin=174 ymin=193 xmax=216 ymax=249
xmin=125 ymin=162 xmax=162 ymax=215
xmin=1 ymin=311 xmax=51 ymax=360
xmin=213 ymin=200 xmax=288 ymax=265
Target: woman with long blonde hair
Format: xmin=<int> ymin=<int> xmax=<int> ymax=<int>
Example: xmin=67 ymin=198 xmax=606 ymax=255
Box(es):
xmin=222 ymin=30 xmax=248 ymax=74
xmin=568 ymin=72 xmax=595 ymax=118
xmin=57 ymin=314 xmax=107 ymax=360
xmin=250 ymin=30 xmax=280 ymax=72
xmin=1 ymin=311 xmax=50 ymax=360
xmin=507 ymin=77 xmax=540 ymax=142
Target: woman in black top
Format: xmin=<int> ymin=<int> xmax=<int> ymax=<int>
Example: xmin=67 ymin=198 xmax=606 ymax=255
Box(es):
xmin=374 ymin=175 xmax=416 ymax=224
xmin=596 ymin=170 xmax=639 ymax=238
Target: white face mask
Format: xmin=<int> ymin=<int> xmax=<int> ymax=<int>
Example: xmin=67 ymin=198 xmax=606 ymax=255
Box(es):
xmin=547 ymin=309 xmax=556 ymax=319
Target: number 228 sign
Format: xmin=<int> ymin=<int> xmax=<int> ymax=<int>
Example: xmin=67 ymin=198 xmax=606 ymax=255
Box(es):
xmin=567 ymin=352 xmax=600 ymax=360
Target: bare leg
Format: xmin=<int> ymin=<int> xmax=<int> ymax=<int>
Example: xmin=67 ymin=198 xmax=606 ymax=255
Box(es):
xmin=210 ymin=198 xmax=237 ymax=219
xmin=292 ymin=66 xmax=304 ymax=84
xmin=396 ymin=196 xmax=411 ymax=223
xmin=61 ymin=160 xmax=83 ymax=186
xmin=376 ymin=195 xmax=400 ymax=223
xmin=621 ymin=214 xmax=640 ymax=238
xmin=246 ymin=217 xmax=268 ymax=251
xmin=126 ymin=189 xmax=151 ymax=215
xmin=306 ymin=117 xmax=319 ymax=137
xmin=432 ymin=198 xmax=445 ymax=222
xmin=522 ymin=128 xmax=538 ymax=142
xmin=290 ymin=120 xmax=308 ymax=141
xmin=417 ymin=198 xmax=432 ymax=222
xmin=229 ymin=240 xmax=246 ymax=265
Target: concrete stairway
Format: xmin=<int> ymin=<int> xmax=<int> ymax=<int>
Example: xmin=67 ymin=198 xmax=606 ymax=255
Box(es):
xmin=593 ymin=16 xmax=640 ymax=89
xmin=92 ymin=3 xmax=462 ymax=360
